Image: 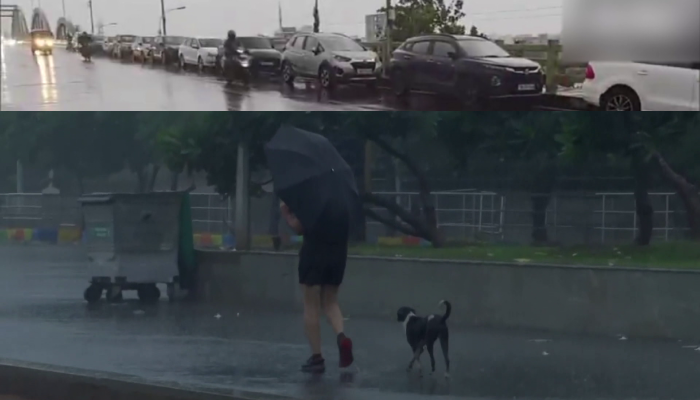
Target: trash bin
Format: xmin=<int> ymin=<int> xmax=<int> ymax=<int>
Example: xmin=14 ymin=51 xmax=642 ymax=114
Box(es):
xmin=78 ymin=192 xmax=196 ymax=304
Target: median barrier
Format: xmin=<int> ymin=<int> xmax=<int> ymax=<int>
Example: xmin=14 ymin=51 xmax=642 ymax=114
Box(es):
xmin=196 ymin=250 xmax=700 ymax=340
xmin=0 ymin=359 xmax=292 ymax=400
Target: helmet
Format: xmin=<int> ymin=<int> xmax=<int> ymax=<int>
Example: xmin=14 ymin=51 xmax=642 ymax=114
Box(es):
xmin=227 ymin=30 xmax=236 ymax=39
xmin=82 ymin=31 xmax=88 ymax=35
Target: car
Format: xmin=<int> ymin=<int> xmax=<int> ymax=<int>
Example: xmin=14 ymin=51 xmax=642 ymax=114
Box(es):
xmin=89 ymin=35 xmax=105 ymax=55
xmin=30 ymin=29 xmax=54 ymax=55
xmin=178 ymin=37 xmax=223 ymax=71
xmin=152 ymin=35 xmax=186 ymax=65
xmin=102 ymin=36 xmax=116 ymax=55
xmin=132 ymin=36 xmax=155 ymax=63
xmin=215 ymin=36 xmax=281 ymax=77
xmin=582 ymin=61 xmax=700 ymax=111
xmin=388 ymin=34 xmax=544 ymax=106
xmin=112 ymin=34 xmax=137 ymax=59
xmin=280 ymin=32 xmax=381 ymax=90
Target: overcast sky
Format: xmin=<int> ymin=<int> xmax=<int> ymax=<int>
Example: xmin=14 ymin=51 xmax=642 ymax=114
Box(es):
xmin=10 ymin=0 xmax=563 ymax=38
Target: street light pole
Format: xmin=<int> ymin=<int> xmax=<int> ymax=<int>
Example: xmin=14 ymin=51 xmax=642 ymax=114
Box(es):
xmin=88 ymin=0 xmax=95 ymax=34
xmin=384 ymin=0 xmax=393 ymax=68
xmin=160 ymin=0 xmax=167 ymax=36
xmin=61 ymin=0 xmax=66 ymax=17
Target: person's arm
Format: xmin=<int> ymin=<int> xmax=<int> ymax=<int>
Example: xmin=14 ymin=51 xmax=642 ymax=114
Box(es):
xmin=280 ymin=202 xmax=303 ymax=234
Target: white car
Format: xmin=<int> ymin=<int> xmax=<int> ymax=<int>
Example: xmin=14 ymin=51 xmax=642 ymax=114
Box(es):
xmin=178 ymin=37 xmax=223 ymax=71
xmin=582 ymin=61 xmax=699 ymax=111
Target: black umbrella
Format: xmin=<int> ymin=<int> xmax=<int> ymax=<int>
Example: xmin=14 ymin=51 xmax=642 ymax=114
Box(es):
xmin=264 ymin=125 xmax=360 ymax=238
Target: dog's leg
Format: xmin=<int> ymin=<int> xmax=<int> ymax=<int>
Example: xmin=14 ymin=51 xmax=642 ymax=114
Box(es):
xmin=439 ymin=331 xmax=450 ymax=379
xmin=426 ymin=340 xmax=436 ymax=375
xmin=407 ymin=345 xmax=424 ymax=375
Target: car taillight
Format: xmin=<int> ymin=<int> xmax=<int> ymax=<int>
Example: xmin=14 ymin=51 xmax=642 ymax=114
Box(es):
xmin=585 ymin=64 xmax=595 ymax=80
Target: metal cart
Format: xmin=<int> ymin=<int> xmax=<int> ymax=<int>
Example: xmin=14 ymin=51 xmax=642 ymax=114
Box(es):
xmin=78 ymin=192 xmax=190 ymax=304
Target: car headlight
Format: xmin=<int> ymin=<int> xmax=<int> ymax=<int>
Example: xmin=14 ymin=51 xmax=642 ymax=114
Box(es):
xmin=333 ymin=55 xmax=351 ymax=62
xmin=35 ymin=39 xmax=45 ymax=46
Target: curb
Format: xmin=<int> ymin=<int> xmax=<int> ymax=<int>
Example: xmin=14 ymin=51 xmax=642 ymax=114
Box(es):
xmin=0 ymin=359 xmax=295 ymax=400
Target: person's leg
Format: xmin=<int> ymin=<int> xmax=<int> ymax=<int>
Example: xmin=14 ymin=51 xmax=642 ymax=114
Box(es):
xmin=321 ymin=285 xmax=344 ymax=335
xmin=299 ymin=244 xmax=326 ymax=373
xmin=302 ymin=284 xmax=323 ymax=355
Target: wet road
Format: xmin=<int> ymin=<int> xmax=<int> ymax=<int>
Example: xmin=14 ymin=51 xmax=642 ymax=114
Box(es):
xmin=2 ymin=245 xmax=700 ymax=400
xmin=1 ymin=43 xmax=562 ymax=112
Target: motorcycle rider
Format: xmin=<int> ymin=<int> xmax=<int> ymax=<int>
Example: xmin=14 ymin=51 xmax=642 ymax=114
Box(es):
xmin=65 ymin=32 xmax=74 ymax=51
xmin=77 ymin=31 xmax=92 ymax=60
xmin=223 ymin=30 xmax=239 ymax=59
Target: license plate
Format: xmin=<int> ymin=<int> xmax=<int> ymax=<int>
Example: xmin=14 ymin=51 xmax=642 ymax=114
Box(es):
xmin=518 ymin=83 xmax=536 ymax=91
xmin=260 ymin=62 xmax=274 ymax=66
xmin=357 ymin=68 xmax=373 ymax=75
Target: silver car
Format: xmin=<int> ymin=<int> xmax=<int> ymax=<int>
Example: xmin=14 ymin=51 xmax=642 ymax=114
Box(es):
xmin=281 ymin=32 xmax=382 ymax=90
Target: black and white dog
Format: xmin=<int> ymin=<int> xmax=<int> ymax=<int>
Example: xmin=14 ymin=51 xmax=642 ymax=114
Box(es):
xmin=396 ymin=300 xmax=451 ymax=378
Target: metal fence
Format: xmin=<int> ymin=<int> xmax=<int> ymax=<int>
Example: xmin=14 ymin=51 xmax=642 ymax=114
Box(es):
xmin=0 ymin=191 xmax=691 ymax=245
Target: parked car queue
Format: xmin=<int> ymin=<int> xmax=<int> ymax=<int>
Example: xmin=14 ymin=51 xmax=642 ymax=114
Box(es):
xmin=83 ymin=31 xmax=556 ymax=108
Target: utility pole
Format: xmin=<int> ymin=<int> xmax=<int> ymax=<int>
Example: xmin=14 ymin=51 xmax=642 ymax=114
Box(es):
xmin=160 ymin=0 xmax=167 ymax=36
xmin=384 ymin=0 xmax=393 ymax=69
xmin=62 ymin=0 xmax=66 ymax=17
xmin=234 ymin=140 xmax=251 ymax=250
xmin=88 ymin=0 xmax=94 ymax=33
xmin=15 ymin=161 xmax=24 ymax=193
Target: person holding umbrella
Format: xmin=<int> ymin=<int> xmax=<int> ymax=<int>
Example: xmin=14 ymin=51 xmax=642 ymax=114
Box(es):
xmin=265 ymin=125 xmax=360 ymax=373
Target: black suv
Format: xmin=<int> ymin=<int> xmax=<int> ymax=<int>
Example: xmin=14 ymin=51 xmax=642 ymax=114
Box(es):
xmin=388 ymin=34 xmax=544 ymax=106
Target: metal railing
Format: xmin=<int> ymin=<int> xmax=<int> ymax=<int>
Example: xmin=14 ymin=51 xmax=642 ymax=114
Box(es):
xmin=595 ymin=192 xmax=683 ymax=242
xmin=367 ymin=191 xmax=506 ymax=239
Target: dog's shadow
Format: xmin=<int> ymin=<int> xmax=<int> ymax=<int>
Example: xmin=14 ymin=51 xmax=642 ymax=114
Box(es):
xmin=405 ymin=372 xmax=451 ymax=396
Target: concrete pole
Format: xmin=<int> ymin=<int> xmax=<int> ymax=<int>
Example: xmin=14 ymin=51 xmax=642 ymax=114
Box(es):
xmin=160 ymin=0 xmax=167 ymax=36
xmin=234 ymin=141 xmax=250 ymax=250
xmin=88 ymin=0 xmax=94 ymax=34
xmin=384 ymin=0 xmax=392 ymax=67
xmin=15 ymin=160 xmax=24 ymax=193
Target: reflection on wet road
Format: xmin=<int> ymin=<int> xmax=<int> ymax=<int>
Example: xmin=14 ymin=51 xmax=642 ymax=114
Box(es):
xmin=1 ymin=44 xmax=549 ymax=111
xmin=1 ymin=245 xmax=700 ymax=400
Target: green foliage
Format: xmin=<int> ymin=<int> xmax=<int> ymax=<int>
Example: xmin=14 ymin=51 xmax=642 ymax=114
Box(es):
xmin=379 ymin=0 xmax=466 ymax=42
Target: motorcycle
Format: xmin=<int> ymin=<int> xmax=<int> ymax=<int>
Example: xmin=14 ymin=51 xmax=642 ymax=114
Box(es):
xmin=79 ymin=44 xmax=92 ymax=62
xmin=223 ymin=49 xmax=251 ymax=86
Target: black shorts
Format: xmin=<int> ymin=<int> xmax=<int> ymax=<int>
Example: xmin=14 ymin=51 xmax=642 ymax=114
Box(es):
xmin=298 ymin=238 xmax=348 ymax=286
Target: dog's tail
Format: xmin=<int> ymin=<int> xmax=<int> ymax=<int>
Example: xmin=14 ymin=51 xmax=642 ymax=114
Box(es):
xmin=439 ymin=300 xmax=451 ymax=323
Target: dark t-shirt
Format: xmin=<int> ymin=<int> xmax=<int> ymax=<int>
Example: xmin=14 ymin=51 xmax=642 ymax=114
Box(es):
xmin=298 ymin=199 xmax=350 ymax=273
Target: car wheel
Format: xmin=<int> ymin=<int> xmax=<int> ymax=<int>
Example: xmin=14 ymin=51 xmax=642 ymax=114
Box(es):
xmin=282 ymin=62 xmax=295 ymax=84
xmin=601 ymin=87 xmax=641 ymax=111
xmin=319 ymin=65 xmax=334 ymax=90
xmin=391 ymin=68 xmax=409 ymax=97
xmin=179 ymin=55 xmax=186 ymax=70
xmin=197 ymin=56 xmax=204 ymax=73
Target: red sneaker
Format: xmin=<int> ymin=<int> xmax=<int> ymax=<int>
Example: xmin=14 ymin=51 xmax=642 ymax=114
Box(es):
xmin=339 ymin=337 xmax=354 ymax=368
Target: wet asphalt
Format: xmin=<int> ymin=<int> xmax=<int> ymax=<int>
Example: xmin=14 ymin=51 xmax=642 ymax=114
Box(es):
xmin=1 ymin=43 xmax=567 ymax=112
xmin=0 ymin=245 xmax=699 ymax=400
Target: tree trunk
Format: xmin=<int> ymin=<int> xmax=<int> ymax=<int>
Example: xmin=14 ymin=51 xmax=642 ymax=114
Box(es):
xmin=370 ymin=137 xmax=443 ymax=247
xmin=632 ymin=152 xmax=653 ymax=246
xmin=654 ymin=152 xmax=700 ymax=239
xmin=530 ymin=163 xmax=558 ymax=245
xmin=531 ymin=194 xmax=551 ymax=244
xmin=147 ymin=165 xmax=161 ymax=192
xmin=169 ymin=171 xmax=179 ymax=191
xmin=135 ymin=169 xmax=147 ymax=193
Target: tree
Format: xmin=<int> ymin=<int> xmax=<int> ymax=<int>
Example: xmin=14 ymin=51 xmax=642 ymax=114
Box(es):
xmin=158 ymin=112 xmax=448 ymax=246
xmin=558 ymin=113 xmax=698 ymax=245
xmin=380 ymin=0 xmax=465 ymax=42
xmin=469 ymin=25 xmax=488 ymax=39
xmin=437 ymin=112 xmax=569 ymax=244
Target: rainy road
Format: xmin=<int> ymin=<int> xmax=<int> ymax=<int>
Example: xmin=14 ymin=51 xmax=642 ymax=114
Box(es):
xmin=1 ymin=245 xmax=700 ymax=400
xmin=1 ymin=43 xmax=574 ymax=112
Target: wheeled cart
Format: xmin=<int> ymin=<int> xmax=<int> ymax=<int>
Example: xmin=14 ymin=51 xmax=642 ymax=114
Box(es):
xmin=78 ymin=192 xmax=197 ymax=304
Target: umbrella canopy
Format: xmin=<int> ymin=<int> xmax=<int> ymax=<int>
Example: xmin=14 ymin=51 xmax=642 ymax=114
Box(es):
xmin=264 ymin=125 xmax=360 ymax=238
